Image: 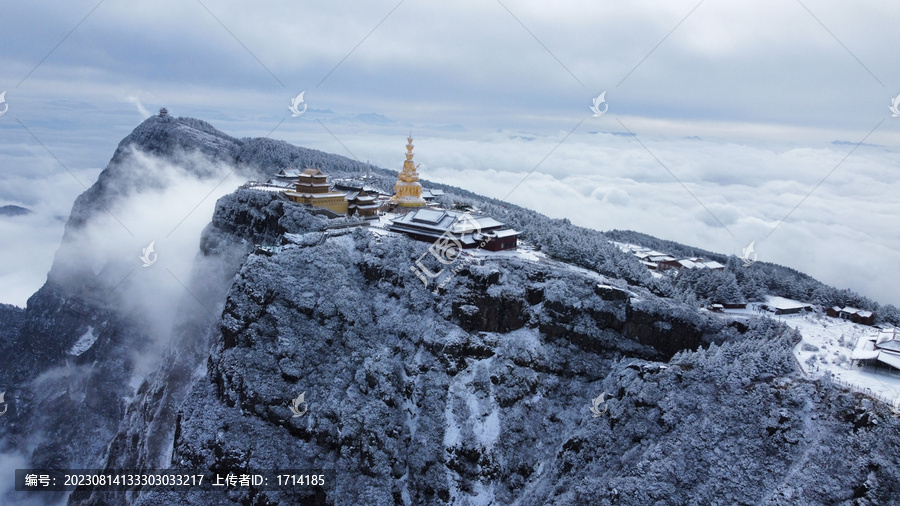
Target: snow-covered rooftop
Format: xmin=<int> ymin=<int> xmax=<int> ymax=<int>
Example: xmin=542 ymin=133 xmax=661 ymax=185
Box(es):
xmin=876 ymin=329 xmax=896 ymax=344
xmin=391 ymin=209 xmax=507 ymax=234
xmin=484 ymin=229 xmax=518 ymax=238
xmin=851 ymin=333 xmax=879 ymax=360
xmin=764 ymin=295 xmax=811 ymax=310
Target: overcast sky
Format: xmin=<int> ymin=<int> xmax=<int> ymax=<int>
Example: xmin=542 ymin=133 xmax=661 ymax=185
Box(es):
xmin=1 ymin=0 xmax=899 ymax=307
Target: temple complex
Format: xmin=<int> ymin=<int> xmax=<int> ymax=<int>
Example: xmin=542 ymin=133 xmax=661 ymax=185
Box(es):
xmin=252 ymin=138 xmax=519 ymax=250
xmin=390 ymin=136 xmax=427 ymax=208
xmin=284 ymin=167 xmax=349 ymax=214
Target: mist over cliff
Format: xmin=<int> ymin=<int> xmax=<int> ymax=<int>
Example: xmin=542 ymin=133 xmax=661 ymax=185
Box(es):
xmin=0 ymin=115 xmax=377 ymax=504
xmin=1 ymin=117 xmax=898 ymax=505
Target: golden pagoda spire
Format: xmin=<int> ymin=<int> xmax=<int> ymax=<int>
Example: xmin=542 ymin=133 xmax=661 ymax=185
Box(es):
xmin=391 ymin=135 xmax=426 ymax=208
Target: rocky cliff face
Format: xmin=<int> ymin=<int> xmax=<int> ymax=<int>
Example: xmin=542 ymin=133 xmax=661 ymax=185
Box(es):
xmin=0 ymin=115 xmax=377 ymax=505
xmin=0 ymin=304 xmax=24 ymax=344
xmin=0 ymin=118 xmax=264 ymax=506
xmin=4 ymin=117 xmax=899 ymax=506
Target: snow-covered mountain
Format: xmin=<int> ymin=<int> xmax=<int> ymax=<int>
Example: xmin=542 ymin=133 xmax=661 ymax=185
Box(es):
xmin=1 ymin=116 xmax=898 ymax=505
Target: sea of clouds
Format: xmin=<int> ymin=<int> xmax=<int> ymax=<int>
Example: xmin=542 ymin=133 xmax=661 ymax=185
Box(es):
xmin=324 ymin=128 xmax=900 ymax=308
xmin=1 ymin=116 xmax=898 ymax=309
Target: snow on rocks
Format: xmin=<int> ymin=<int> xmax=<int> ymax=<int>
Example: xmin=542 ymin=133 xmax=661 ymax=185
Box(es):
xmin=68 ymin=326 xmax=98 ymax=356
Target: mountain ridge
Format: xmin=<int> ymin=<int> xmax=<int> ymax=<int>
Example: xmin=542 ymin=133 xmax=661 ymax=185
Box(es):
xmin=0 ymin=116 xmax=897 ymax=505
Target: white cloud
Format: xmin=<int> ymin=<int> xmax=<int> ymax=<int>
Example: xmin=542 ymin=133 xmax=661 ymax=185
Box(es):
xmin=0 ymin=165 xmax=102 ymax=307
xmin=1 ymin=0 xmax=899 ymax=310
xmin=406 ymin=131 xmax=900 ymax=306
xmin=4 ymin=1 xmax=900 ymax=136
xmin=47 ymin=148 xmax=244 ymax=335
xmin=0 ymin=449 xmax=54 ymax=506
xmin=124 ymin=95 xmax=151 ymax=119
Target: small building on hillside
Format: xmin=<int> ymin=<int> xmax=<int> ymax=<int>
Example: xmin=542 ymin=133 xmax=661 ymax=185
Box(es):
xmin=656 ymin=257 xmax=682 ymax=270
xmin=480 ymin=228 xmax=519 ymax=251
xmin=856 ymin=310 xmax=875 ymax=325
xmin=839 ymin=307 xmax=875 ymax=325
xmin=856 ymin=310 xmax=875 ymax=326
xmin=612 ymin=242 xmax=650 ymax=255
xmin=284 ymin=167 xmax=349 ymax=214
xmin=761 ymin=296 xmax=812 ymax=315
xmin=676 ymin=258 xmax=702 ymax=269
xmin=389 ymin=208 xmax=518 ymax=251
xmin=615 ymin=242 xmax=726 ymax=273
xmin=673 ymin=258 xmax=725 ymax=271
xmin=421 ymin=189 xmax=445 ymax=201
xmin=703 ymin=260 xmax=725 ymax=271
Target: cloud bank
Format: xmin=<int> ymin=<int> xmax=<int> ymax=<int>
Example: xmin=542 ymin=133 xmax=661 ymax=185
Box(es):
xmin=1 ymin=0 xmax=898 ymax=309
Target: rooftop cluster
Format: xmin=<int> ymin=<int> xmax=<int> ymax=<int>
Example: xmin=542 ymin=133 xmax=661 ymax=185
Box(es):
xmin=612 ymin=242 xmax=724 ymax=271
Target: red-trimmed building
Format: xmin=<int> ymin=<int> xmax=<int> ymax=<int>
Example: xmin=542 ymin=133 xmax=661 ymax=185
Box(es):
xmin=389 ymin=208 xmax=518 ymax=251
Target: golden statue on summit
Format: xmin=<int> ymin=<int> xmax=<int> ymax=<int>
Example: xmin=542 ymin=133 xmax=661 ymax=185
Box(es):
xmin=390 ymin=136 xmax=427 ymax=208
